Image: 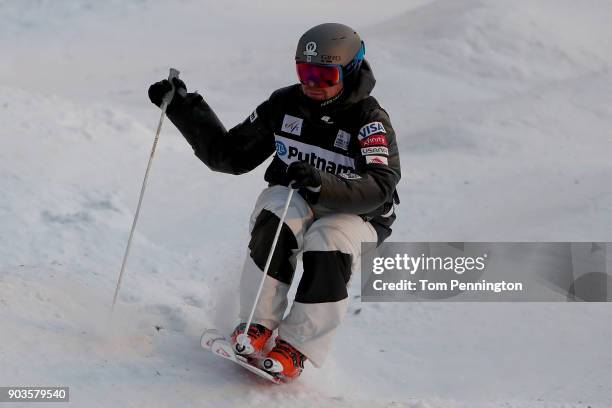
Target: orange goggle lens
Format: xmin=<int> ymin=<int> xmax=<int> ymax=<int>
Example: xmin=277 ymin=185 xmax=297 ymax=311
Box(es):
xmin=296 ymin=63 xmax=342 ymax=88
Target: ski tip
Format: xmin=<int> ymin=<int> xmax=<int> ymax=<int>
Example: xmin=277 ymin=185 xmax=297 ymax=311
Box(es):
xmin=201 ymin=328 xmax=224 ymax=350
xmin=201 ymin=329 xmax=286 ymax=385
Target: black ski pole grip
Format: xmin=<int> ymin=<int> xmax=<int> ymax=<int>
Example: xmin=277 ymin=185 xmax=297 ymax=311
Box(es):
xmin=168 ymin=67 xmax=187 ymax=99
xmin=162 ymin=68 xmax=184 ymax=105
xmin=169 ymin=68 xmax=180 ymax=80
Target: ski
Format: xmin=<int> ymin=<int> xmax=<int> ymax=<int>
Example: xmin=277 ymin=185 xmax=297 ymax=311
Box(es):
xmin=200 ymin=329 xmax=282 ymax=384
xmin=200 ymin=328 xmax=225 ymax=350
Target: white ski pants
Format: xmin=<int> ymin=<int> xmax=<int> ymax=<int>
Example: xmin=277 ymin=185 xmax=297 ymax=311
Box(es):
xmin=239 ymin=185 xmax=378 ymax=367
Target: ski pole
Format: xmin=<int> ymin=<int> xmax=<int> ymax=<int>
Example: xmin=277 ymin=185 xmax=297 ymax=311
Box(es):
xmin=237 ymin=187 xmax=295 ymax=350
xmin=111 ymin=68 xmax=181 ymax=313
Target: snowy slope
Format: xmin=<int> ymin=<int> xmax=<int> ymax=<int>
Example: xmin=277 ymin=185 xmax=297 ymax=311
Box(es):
xmin=1 ymin=1 xmax=612 ymax=407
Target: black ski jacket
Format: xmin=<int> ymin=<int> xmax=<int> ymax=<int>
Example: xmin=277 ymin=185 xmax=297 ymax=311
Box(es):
xmin=166 ymin=60 xmax=401 ymax=243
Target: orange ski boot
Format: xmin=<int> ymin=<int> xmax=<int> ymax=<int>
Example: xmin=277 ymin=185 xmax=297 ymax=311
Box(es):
xmin=230 ymin=323 xmax=272 ymax=357
xmin=261 ymin=338 xmax=306 ymax=380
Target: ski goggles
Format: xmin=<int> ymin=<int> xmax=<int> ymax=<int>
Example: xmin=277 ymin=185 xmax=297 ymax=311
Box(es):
xmin=295 ymin=41 xmax=366 ymax=88
xmin=296 ymin=62 xmax=343 ymax=88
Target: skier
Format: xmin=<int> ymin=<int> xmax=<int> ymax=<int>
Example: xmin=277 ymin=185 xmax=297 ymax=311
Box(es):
xmin=148 ymin=23 xmax=401 ymax=380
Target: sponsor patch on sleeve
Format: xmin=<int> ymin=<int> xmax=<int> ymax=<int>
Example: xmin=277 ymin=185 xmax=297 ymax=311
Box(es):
xmin=358 ymin=121 xmax=387 ymax=140
xmin=361 ymin=146 xmax=389 ymax=156
xmin=365 ymin=155 xmax=389 ymax=165
xmin=249 ymin=109 xmax=258 ymax=123
xmin=359 ymin=134 xmax=388 ymax=148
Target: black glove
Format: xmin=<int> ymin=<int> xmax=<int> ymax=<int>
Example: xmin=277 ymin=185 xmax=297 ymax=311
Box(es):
xmin=286 ymin=162 xmax=322 ymax=191
xmin=148 ymin=77 xmax=186 ymax=112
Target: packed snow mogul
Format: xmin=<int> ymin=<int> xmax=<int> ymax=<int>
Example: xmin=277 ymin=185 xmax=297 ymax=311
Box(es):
xmin=148 ymin=23 xmax=401 ymax=380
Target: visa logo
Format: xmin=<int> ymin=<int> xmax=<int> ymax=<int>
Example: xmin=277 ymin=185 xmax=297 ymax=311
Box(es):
xmin=358 ymin=121 xmax=386 ymax=140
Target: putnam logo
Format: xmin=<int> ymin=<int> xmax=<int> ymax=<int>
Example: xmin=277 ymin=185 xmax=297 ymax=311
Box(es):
xmin=282 ymin=114 xmax=303 ymax=136
xmin=275 ymin=141 xmax=287 ymax=156
xmin=366 ymin=155 xmax=388 ymax=165
xmin=359 ymin=134 xmax=388 ymax=148
xmin=358 ymin=122 xmax=386 ymax=140
xmin=274 ymin=135 xmax=355 ymax=176
xmin=287 ymin=146 xmax=354 ymax=175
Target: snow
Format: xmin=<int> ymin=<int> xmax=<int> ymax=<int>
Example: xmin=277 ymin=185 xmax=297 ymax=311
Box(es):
xmin=1 ymin=0 xmax=611 ymax=407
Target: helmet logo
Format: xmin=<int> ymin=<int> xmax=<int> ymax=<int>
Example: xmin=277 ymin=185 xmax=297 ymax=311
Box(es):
xmin=303 ymin=41 xmax=318 ymax=62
